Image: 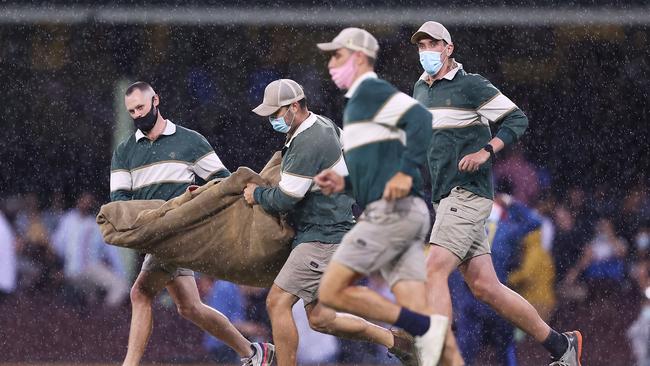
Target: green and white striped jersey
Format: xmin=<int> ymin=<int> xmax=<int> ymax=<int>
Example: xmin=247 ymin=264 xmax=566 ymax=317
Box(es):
xmin=413 ymin=63 xmax=529 ymax=203
xmin=254 ymin=113 xmax=355 ymax=248
xmin=110 ymin=120 xmax=230 ymax=202
xmin=342 ymin=72 xmax=433 ymax=209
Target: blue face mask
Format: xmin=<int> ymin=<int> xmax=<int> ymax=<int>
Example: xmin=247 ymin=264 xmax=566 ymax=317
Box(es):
xmin=268 ymin=107 xmax=294 ymax=134
xmin=269 ymin=116 xmax=290 ymax=133
xmin=419 ymin=51 xmax=444 ymax=75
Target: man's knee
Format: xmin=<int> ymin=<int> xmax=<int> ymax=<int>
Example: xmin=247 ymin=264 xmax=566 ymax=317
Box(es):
xmin=467 ymin=277 xmax=500 ymax=303
xmin=130 ymin=270 xmax=170 ymax=306
xmin=266 ymin=290 xmax=281 ymax=313
xmin=426 ymin=246 xmax=458 ymax=279
xmin=307 ymin=308 xmax=333 ymax=333
xmin=130 ymin=281 xmax=155 ymax=306
xmin=175 ymin=300 xmax=203 ymax=321
xmin=266 ymin=286 xmax=293 ymax=317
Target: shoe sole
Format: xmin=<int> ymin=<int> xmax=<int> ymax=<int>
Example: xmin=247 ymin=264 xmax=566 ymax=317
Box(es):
xmin=574 ymin=331 xmax=583 ymax=366
xmin=263 ymin=343 xmax=275 ymax=366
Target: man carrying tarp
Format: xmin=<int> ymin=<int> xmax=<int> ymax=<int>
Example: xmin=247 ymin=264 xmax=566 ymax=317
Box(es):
xmin=110 ymin=81 xmax=274 ymax=366
xmin=244 ymin=79 xmax=417 ymax=366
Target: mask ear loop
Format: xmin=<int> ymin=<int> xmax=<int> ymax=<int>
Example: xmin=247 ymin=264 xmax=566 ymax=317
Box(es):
xmin=441 ymin=46 xmax=451 ymax=69
xmin=286 ymin=104 xmax=297 ymax=130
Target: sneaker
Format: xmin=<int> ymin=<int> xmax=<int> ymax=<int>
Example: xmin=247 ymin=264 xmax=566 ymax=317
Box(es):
xmin=414 ymin=314 xmax=448 ymax=366
xmin=388 ymin=328 xmax=420 ymax=366
xmin=242 ymin=342 xmax=275 ymax=366
xmin=549 ymin=331 xmax=583 ymax=366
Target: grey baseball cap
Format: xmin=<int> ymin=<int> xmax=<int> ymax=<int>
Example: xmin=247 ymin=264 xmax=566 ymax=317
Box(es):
xmin=317 ymin=27 xmax=379 ymax=58
xmin=252 ymin=79 xmax=305 ymax=117
xmin=411 ymin=21 xmax=452 ymax=44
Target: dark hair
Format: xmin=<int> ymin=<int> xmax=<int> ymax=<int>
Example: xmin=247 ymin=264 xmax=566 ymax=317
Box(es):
xmin=284 ymin=98 xmax=308 ymax=111
xmin=125 ymin=81 xmax=154 ymax=96
xmin=297 ymin=98 xmax=307 ymax=110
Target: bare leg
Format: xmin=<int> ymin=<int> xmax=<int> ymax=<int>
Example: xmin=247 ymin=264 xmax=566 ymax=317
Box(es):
xmin=122 ymin=270 xmax=170 ymax=366
xmin=391 ymin=279 xmax=431 ymax=314
xmin=305 ymin=301 xmax=394 ymax=348
xmin=426 ymin=245 xmax=461 ymax=318
xmin=167 ymin=275 xmax=253 ymax=358
xmin=439 ymin=331 xmax=466 ymax=366
xmin=265 ymin=284 xmax=300 ymax=366
xmin=319 ymin=262 xmax=404 ymax=323
xmin=460 ymin=254 xmax=551 ymax=342
xmin=426 ymin=245 xmax=465 ymax=366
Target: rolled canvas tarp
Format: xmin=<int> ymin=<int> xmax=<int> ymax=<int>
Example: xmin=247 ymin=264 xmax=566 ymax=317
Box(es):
xmin=96 ymin=152 xmax=293 ymax=287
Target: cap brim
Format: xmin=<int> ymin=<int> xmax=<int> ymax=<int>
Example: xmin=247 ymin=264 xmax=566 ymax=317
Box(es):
xmin=252 ymin=103 xmax=280 ymax=117
xmin=317 ymin=42 xmax=341 ymax=52
xmin=410 ymin=31 xmax=440 ymax=44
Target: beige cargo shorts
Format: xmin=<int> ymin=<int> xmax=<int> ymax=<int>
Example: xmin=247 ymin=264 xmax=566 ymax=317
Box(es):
xmin=429 ymin=187 xmax=493 ymax=262
xmin=141 ymin=253 xmax=194 ymax=280
xmin=332 ymin=196 xmax=429 ymax=288
xmin=274 ymin=241 xmax=339 ymax=305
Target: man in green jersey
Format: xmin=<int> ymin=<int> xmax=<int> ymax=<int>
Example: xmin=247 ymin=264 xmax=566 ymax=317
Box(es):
xmin=410 ymin=21 xmax=582 ymax=366
xmin=244 ymin=79 xmax=417 ymax=366
xmin=314 ymin=28 xmax=448 ymax=366
xmin=111 ymin=81 xmax=274 ymax=366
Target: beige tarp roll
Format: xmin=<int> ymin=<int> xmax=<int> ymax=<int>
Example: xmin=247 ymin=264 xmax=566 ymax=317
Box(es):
xmin=96 ymin=152 xmax=293 ymax=287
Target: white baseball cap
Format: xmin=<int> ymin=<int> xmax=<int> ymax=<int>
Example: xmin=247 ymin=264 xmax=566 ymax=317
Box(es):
xmin=317 ymin=27 xmax=379 ymax=58
xmin=411 ymin=21 xmax=452 ymax=45
xmin=252 ymin=79 xmax=305 ymax=117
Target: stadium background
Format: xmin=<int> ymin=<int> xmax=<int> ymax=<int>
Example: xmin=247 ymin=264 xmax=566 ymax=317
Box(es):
xmin=0 ymin=1 xmax=649 ymax=365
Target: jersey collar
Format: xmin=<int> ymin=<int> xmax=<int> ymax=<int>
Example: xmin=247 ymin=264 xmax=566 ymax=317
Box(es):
xmin=286 ymin=112 xmax=318 ymax=147
xmin=135 ymin=120 xmax=176 ymax=141
xmin=419 ymin=60 xmax=463 ymax=83
xmin=345 ymin=71 xmax=378 ymax=98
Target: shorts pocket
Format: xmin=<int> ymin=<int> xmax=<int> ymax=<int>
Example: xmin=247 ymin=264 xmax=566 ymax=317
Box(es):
xmin=446 ymin=204 xmax=480 ymax=223
xmin=435 ymin=205 xmax=477 ymax=254
xmin=305 ymin=255 xmax=326 ymax=273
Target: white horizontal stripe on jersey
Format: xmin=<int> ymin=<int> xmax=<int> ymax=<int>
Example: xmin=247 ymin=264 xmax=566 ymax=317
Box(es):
xmin=110 ymin=171 xmax=132 ymax=192
xmin=131 ymin=162 xmax=194 ymax=190
xmin=279 ymin=171 xmax=313 ymax=198
xmin=342 ymin=122 xmax=406 ymax=151
xmin=373 ymin=92 xmax=419 ymax=126
xmin=193 ymin=152 xmax=227 ymax=180
xmin=477 ymin=93 xmax=518 ymax=122
xmin=429 ymin=108 xmax=488 ymax=129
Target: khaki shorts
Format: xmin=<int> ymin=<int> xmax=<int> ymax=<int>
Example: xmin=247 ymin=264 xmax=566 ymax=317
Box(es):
xmin=429 ymin=187 xmax=493 ymax=262
xmin=274 ymin=241 xmax=338 ymax=305
xmin=141 ymin=253 xmax=194 ymax=280
xmin=332 ymin=196 xmax=429 ymax=288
